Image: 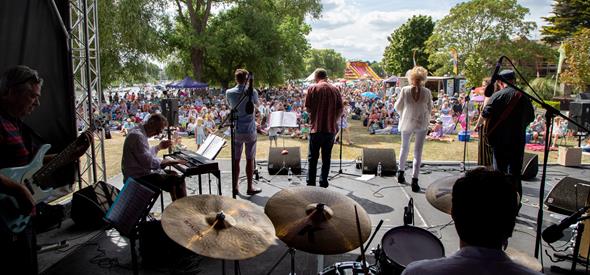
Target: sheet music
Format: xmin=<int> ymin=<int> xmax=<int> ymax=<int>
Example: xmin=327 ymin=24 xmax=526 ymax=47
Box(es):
xmin=196 ymin=135 xmax=226 ymax=160
xmin=269 ymin=111 xmax=298 ymax=128
xmin=104 ymin=178 xmax=157 ymax=236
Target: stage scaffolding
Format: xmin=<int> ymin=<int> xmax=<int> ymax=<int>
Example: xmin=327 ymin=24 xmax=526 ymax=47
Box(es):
xmin=68 ymin=0 xmax=106 ymax=187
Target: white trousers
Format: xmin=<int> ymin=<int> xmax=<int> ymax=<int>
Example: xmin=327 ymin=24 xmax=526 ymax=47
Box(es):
xmin=399 ymin=130 xmax=427 ymax=179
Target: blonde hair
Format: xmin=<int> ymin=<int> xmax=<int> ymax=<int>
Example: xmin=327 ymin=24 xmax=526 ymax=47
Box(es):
xmin=408 ymin=66 xmax=428 ymax=86
xmin=196 ymin=117 xmax=204 ymax=126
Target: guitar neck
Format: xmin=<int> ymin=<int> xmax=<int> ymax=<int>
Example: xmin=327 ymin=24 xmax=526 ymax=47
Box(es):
xmin=33 ymin=132 xmax=90 ymax=183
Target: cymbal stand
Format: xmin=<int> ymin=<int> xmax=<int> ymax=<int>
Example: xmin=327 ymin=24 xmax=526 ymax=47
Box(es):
xmin=266 ymin=247 xmax=296 ymax=275
xmin=221 ymin=260 xmax=241 ymax=275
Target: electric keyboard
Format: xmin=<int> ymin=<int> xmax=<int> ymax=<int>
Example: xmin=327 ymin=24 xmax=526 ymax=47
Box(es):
xmin=167 ymin=150 xmax=219 ymax=177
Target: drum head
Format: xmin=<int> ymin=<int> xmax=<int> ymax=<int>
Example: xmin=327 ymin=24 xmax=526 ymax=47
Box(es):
xmin=381 ymin=226 xmax=445 ymax=267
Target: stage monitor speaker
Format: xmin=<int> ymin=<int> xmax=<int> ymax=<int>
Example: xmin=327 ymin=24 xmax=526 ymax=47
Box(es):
xmin=71 ymin=181 xmax=120 ymax=229
xmin=268 ymin=147 xmax=301 ymax=175
xmin=521 ymin=152 xmax=538 ymax=180
xmin=160 ymin=98 xmax=179 ymax=126
xmin=568 ymin=100 xmax=590 ymax=132
xmin=576 ymin=93 xmax=590 ymax=101
xmin=362 ymin=148 xmax=397 ymax=176
xmin=545 ymin=177 xmax=590 ymax=215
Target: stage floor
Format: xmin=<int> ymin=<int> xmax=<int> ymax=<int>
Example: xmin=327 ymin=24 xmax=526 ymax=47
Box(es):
xmin=40 ymin=160 xmax=590 ymax=275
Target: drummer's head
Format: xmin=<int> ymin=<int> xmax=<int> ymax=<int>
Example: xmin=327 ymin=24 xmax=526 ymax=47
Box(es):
xmin=452 ymin=168 xmax=520 ymax=249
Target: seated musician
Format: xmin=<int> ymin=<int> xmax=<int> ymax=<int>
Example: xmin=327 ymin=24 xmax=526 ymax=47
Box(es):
xmin=402 ymin=168 xmax=540 ymax=275
xmin=121 ymin=113 xmax=187 ymax=201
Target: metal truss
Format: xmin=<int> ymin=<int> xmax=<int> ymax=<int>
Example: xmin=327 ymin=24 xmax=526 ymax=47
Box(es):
xmin=69 ymin=0 xmax=106 ymax=188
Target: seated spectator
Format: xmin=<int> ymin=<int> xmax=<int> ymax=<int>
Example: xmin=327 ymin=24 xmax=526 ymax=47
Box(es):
xmin=402 ymin=168 xmax=539 ymax=275
xmin=529 ymin=114 xmax=545 ymax=143
xmin=582 ymin=137 xmax=590 ymax=153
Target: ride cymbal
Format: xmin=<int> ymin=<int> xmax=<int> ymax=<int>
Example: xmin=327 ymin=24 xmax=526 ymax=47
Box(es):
xmin=425 ymin=175 xmax=461 ymax=215
xmin=264 ymin=187 xmax=371 ymax=255
xmin=161 ymin=195 xmax=276 ymax=260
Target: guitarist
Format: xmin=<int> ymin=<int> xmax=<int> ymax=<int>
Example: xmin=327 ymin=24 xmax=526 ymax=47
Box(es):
xmin=481 ymin=70 xmax=534 ymax=198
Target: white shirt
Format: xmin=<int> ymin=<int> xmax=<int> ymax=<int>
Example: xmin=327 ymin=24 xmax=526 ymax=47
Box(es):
xmin=402 ymin=246 xmax=542 ymax=275
xmin=394 ymin=85 xmax=433 ymax=132
xmin=121 ymin=125 xmax=162 ymax=181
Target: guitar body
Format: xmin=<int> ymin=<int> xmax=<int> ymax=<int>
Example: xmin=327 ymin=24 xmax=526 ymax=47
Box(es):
xmin=0 ymin=144 xmax=52 ymax=233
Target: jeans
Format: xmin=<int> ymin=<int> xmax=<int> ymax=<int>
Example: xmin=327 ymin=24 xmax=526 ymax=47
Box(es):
xmin=307 ymin=132 xmax=336 ymax=187
xmin=399 ymin=130 xmax=427 ymax=179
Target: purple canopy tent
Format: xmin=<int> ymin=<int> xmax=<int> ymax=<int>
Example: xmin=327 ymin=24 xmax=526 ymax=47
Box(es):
xmin=166 ymin=76 xmax=208 ymax=89
xmin=383 ymin=76 xmax=398 ymax=84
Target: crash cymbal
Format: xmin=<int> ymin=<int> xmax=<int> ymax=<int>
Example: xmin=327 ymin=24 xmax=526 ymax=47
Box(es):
xmin=505 ymin=247 xmax=542 ymax=272
xmin=264 ymin=186 xmax=371 ymax=255
xmin=161 ymin=195 xmax=276 ymax=260
xmin=425 ymin=175 xmax=461 ymax=215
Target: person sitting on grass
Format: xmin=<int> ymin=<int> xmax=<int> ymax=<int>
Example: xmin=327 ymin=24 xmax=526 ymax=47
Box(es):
xmin=402 ymin=168 xmax=540 ymax=275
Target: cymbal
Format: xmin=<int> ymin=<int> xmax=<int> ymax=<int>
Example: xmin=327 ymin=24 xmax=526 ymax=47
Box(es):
xmin=505 ymin=247 xmax=542 ymax=272
xmin=264 ymin=186 xmax=371 ymax=255
xmin=161 ymin=195 xmax=276 ymax=260
xmin=425 ymin=175 xmax=461 ymax=215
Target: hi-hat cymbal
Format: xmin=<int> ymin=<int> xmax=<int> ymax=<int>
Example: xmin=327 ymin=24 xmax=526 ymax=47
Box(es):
xmin=505 ymin=247 xmax=543 ymax=272
xmin=264 ymin=187 xmax=371 ymax=255
xmin=161 ymin=195 xmax=276 ymax=260
xmin=425 ymin=175 xmax=461 ymax=215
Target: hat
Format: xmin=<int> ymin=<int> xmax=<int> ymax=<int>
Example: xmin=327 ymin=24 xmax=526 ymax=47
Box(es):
xmin=436 ymin=118 xmax=443 ymax=124
xmin=499 ymin=69 xmax=515 ymax=81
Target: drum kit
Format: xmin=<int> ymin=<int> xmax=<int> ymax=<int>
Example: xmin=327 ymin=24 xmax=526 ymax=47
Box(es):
xmin=159 ymin=175 xmax=541 ymax=274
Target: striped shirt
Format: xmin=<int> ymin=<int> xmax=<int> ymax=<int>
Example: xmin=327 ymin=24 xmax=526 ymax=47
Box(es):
xmin=0 ymin=111 xmax=33 ymax=169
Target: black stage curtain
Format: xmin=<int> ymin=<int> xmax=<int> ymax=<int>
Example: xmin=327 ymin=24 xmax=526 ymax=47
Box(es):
xmin=0 ymin=0 xmax=76 ymax=188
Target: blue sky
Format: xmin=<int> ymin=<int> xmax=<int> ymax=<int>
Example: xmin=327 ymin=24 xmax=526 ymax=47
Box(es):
xmin=306 ymin=0 xmax=554 ymax=62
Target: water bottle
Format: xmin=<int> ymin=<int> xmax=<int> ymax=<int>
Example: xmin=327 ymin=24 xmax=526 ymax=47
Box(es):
xmin=377 ymin=162 xmax=382 ymax=177
xmin=288 ymin=167 xmax=293 ymax=182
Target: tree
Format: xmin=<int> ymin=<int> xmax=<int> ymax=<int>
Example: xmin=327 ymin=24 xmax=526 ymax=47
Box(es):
xmin=304 ymin=49 xmax=347 ymax=79
xmin=382 ymin=15 xmax=434 ymax=75
xmin=171 ymin=0 xmax=321 ymax=81
xmin=541 ymin=0 xmax=590 ymax=44
xmin=561 ymin=28 xmax=590 ymax=92
xmin=425 ymin=0 xmax=535 ymax=84
xmin=369 ymin=61 xmax=386 ymax=78
xmin=98 ymin=0 xmax=166 ymax=87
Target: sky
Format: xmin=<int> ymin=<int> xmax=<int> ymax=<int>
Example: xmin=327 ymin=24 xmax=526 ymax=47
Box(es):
xmin=306 ymin=0 xmax=555 ymax=62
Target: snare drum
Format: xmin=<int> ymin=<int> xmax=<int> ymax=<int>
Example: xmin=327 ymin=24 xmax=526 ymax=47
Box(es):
xmin=377 ymin=226 xmax=445 ymax=274
xmin=319 ymin=261 xmax=377 ymax=275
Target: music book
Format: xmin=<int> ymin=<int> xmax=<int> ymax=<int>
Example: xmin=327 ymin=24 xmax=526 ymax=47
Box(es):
xmin=104 ymin=178 xmax=158 ymax=237
xmin=269 ymin=111 xmax=298 ymax=128
xmin=196 ymin=134 xmax=226 ymax=160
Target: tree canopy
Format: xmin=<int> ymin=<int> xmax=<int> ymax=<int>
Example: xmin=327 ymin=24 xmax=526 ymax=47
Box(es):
xmin=561 ymin=28 xmax=590 ymax=92
xmin=382 ymin=15 xmax=434 ymax=75
xmin=425 ymin=0 xmax=536 ymax=85
xmin=304 ymin=49 xmax=347 ymax=79
xmin=541 ymin=0 xmax=590 ymax=44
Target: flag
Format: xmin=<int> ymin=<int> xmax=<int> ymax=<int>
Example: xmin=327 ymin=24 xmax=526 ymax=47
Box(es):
xmin=557 ymin=42 xmax=566 ymax=74
xmin=412 ymin=49 xmax=417 ymax=67
xmin=450 ymin=48 xmax=459 ymax=75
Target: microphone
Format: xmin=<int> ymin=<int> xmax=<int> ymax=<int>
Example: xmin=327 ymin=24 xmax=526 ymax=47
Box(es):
xmin=542 ymin=206 xmax=590 ymax=243
xmin=485 ymin=57 xmax=503 ymax=97
xmin=245 ymin=73 xmax=255 ymax=114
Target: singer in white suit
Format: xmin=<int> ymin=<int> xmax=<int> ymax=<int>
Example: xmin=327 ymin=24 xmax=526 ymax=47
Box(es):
xmin=394 ymin=66 xmax=432 ymax=192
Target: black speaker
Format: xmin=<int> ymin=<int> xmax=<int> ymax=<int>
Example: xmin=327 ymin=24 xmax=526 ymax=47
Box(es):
xmin=569 ymin=100 xmax=590 ymax=132
xmin=268 ymin=147 xmax=301 ymax=175
xmin=545 ymin=177 xmax=590 ymax=215
xmin=576 ymin=93 xmax=590 ymax=101
xmin=139 ymin=220 xmax=193 ymax=268
xmin=71 ymin=181 xmax=119 ymax=229
xmin=160 ymin=98 xmax=179 ymax=126
xmin=362 ymin=148 xmax=397 ymax=175
xmin=521 ymin=152 xmax=538 ymax=180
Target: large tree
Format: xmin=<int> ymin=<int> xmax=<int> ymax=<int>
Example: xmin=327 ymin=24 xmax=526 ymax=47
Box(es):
xmin=561 ymin=28 xmax=590 ymax=92
xmin=541 ymin=0 xmax=590 ymax=44
xmin=425 ymin=0 xmax=535 ymax=84
xmin=304 ymin=49 xmax=347 ymax=79
xmin=171 ymin=0 xmax=321 ymax=81
xmin=382 ymin=15 xmax=434 ymax=75
xmin=98 ymin=0 xmax=166 ymax=87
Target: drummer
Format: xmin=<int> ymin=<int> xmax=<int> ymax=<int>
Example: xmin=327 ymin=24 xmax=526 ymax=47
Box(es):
xmin=402 ymin=168 xmax=541 ymax=275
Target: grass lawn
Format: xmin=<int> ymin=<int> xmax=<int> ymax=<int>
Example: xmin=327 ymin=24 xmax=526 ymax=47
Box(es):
xmin=101 ymin=120 xmax=589 ymax=179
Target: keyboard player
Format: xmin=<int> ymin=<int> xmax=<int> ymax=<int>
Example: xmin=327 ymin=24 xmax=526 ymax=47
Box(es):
xmin=121 ymin=113 xmax=187 ymax=201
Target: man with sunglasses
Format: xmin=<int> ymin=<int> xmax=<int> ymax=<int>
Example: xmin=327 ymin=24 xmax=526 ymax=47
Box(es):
xmin=0 ymin=65 xmax=45 ymax=275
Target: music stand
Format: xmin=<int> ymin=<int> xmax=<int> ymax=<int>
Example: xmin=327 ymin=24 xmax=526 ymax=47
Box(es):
xmin=268 ymin=111 xmax=301 ymax=183
xmin=104 ymin=177 xmax=160 ymax=275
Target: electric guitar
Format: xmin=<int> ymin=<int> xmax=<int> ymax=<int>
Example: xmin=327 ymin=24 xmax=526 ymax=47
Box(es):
xmin=0 ymin=131 xmax=91 ymax=233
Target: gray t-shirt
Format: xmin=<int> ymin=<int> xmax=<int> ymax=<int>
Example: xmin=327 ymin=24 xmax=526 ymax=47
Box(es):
xmin=226 ymin=84 xmax=259 ymax=134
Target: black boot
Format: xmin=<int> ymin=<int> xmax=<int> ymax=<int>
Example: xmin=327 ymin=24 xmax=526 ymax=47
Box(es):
xmin=397 ymin=170 xmax=405 ymax=184
xmin=411 ymin=178 xmax=420 ymax=193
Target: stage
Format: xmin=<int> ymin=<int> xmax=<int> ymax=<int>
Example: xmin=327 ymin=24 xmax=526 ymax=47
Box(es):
xmin=39 ymin=160 xmax=590 ymax=275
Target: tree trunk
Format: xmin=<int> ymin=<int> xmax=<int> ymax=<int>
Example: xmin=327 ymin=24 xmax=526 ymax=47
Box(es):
xmin=190 ymin=47 xmax=204 ymax=81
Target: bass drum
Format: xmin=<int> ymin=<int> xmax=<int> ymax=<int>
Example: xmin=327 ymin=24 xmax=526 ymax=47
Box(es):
xmin=319 ymin=261 xmax=377 ymax=275
xmin=377 ymin=226 xmax=445 ymax=274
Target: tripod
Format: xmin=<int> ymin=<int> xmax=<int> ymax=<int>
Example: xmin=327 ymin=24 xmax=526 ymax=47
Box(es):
xmin=330 ymin=115 xmax=360 ymax=180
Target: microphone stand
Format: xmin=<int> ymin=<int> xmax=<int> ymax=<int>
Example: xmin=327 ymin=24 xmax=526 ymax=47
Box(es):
xmin=329 ymin=115 xmax=360 ymax=180
xmin=493 ymin=56 xmax=590 ymax=259
xmin=461 ymin=91 xmax=471 ymax=172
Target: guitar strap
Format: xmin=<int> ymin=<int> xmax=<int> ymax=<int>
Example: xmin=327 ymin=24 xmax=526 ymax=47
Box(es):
xmin=486 ymin=91 xmax=523 ymax=138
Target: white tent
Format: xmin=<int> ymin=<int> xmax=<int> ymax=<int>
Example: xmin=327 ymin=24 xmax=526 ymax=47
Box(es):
xmin=304 ymin=71 xmax=315 ymax=82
